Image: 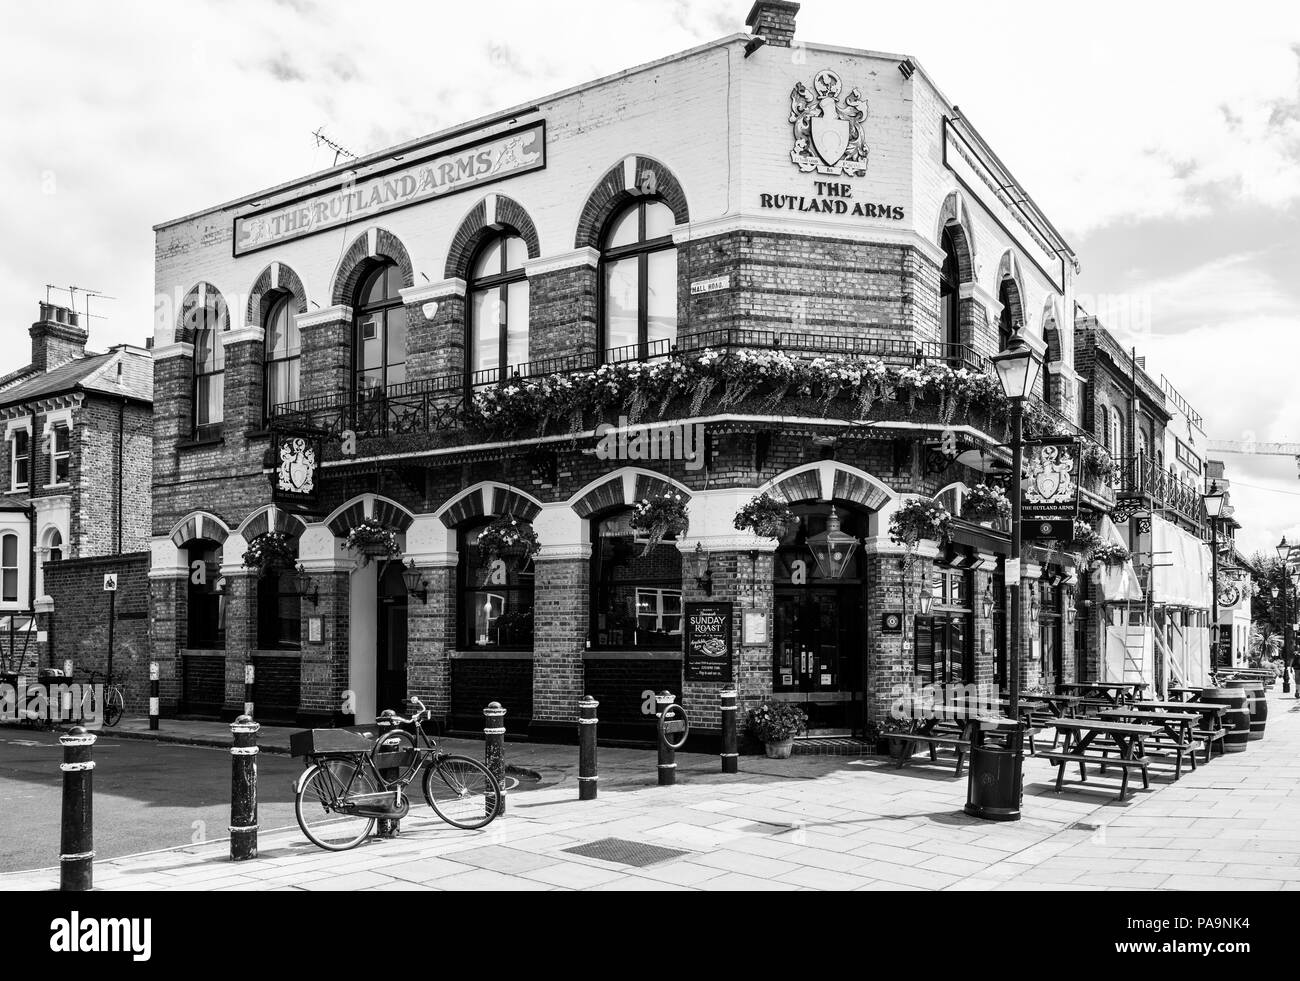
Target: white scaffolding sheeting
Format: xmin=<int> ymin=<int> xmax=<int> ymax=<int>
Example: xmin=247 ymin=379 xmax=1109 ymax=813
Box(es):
xmin=1151 ymin=517 xmax=1212 ymax=608
xmin=1096 ymin=516 xmax=1143 ymax=602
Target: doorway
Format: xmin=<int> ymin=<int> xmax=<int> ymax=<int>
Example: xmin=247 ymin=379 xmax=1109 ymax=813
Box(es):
xmin=376 ymin=560 xmax=409 ymax=717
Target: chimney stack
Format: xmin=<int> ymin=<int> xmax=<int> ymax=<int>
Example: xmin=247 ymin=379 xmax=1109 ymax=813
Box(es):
xmin=746 ymin=1 xmax=800 ymax=48
xmin=30 ymin=302 xmax=88 ymax=373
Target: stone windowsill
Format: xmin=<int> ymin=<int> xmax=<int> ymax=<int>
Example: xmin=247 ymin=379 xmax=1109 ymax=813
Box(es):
xmin=583 ymin=649 xmax=683 ymax=661
xmin=176 ymin=435 xmax=225 ymax=452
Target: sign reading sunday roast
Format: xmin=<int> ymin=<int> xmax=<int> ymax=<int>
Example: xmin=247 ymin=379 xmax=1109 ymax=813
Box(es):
xmin=684 ymin=601 xmax=734 ymax=683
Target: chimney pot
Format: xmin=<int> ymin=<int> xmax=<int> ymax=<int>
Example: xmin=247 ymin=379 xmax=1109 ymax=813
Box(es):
xmin=31 ymin=300 xmax=89 ymax=373
xmin=745 ymin=1 xmax=799 ymax=48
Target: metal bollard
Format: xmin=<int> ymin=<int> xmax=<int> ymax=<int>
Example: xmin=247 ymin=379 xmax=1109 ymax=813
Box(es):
xmin=149 ymin=662 xmax=160 ymax=731
xmin=656 ymin=690 xmax=676 ymax=787
xmin=229 ymin=715 xmax=259 ymax=861
xmin=375 ymin=711 xmax=401 ymax=838
xmin=243 ymin=663 xmax=255 ymax=719
xmin=59 ymin=726 xmax=96 ymax=891
xmin=578 ymin=696 xmax=599 ymax=801
xmin=484 ymin=701 xmax=506 ymax=817
xmin=720 ymin=689 xmax=739 ymax=774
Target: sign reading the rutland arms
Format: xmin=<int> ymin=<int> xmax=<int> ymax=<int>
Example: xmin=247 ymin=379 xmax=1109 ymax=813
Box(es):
xmin=1021 ymin=437 xmax=1080 ymax=540
xmin=233 ymin=121 xmax=546 ymax=256
xmin=271 ymin=435 xmax=321 ymax=509
xmin=684 ymin=601 xmax=734 ymax=683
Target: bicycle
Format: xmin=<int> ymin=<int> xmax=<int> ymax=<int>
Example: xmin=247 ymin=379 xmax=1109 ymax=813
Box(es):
xmin=293 ymin=696 xmax=501 ymax=851
xmin=80 ymin=670 xmax=125 ymax=728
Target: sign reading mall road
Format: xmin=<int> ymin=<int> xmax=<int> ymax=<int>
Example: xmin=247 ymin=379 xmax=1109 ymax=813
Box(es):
xmin=684 ymin=601 xmax=734 ymax=683
xmin=233 ymin=121 xmax=547 ymax=256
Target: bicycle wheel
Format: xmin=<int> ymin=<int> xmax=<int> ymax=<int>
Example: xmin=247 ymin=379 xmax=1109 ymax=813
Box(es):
xmin=103 ymin=686 xmax=125 ymax=727
xmin=295 ymin=760 xmax=378 ymax=851
xmin=422 ymin=755 xmax=501 ymax=830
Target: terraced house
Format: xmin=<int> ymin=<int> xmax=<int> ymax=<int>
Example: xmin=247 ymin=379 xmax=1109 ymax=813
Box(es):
xmin=150 ymin=2 xmax=1139 ymax=746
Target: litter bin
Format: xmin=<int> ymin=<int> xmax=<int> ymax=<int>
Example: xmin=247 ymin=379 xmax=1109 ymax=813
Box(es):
xmin=964 ymin=725 xmax=1023 ymax=822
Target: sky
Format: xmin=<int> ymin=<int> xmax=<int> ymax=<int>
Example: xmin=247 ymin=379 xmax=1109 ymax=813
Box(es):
xmin=1 ymin=0 xmax=1298 ymax=556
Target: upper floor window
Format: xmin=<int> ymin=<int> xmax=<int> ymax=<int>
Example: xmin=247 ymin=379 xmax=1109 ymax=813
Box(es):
xmin=10 ymin=430 xmax=29 ymax=490
xmin=601 ymin=199 xmax=677 ymax=361
xmin=189 ymin=288 xmax=228 ymax=440
xmin=940 ymin=227 xmax=961 ymax=350
xmin=1 ymin=533 xmax=18 ymax=603
xmin=997 ymin=280 xmax=1015 ymax=352
xmin=469 ymin=235 xmax=529 ymax=386
xmin=264 ymin=295 xmax=301 ymax=423
xmin=1099 ymin=405 xmax=1110 ymax=451
xmin=46 ymin=529 xmax=62 ymax=564
xmin=353 ymin=262 xmax=406 ymax=400
xmin=49 ymin=424 xmax=70 ymax=485
xmin=1111 ymin=409 xmax=1124 ymax=461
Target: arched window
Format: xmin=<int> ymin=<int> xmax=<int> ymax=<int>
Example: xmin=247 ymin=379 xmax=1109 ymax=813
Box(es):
xmin=1 ymin=533 xmax=18 ymax=603
xmin=46 ymin=529 xmax=62 ymax=564
xmin=189 ymin=288 xmax=228 ymax=440
xmin=997 ymin=280 xmax=1016 ymax=352
xmin=1099 ymin=405 xmax=1110 ymax=451
xmin=353 ymin=262 xmax=406 ymax=399
xmin=187 ymin=540 xmax=225 ymax=650
xmin=590 ymin=508 xmax=682 ymax=650
xmin=940 ymin=227 xmax=961 ymax=353
xmin=468 ymin=235 xmax=529 ymax=386
xmin=459 ymin=520 xmax=535 ymax=650
xmin=263 ymin=295 xmax=301 ymax=423
xmin=601 ymin=199 xmax=677 ymax=361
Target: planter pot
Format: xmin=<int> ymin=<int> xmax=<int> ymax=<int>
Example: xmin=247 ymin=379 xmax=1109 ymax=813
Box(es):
xmin=764 ymin=738 xmax=794 ymax=759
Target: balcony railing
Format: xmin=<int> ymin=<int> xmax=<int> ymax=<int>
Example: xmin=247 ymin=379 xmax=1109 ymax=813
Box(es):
xmin=1116 ymin=456 xmax=1205 ymax=526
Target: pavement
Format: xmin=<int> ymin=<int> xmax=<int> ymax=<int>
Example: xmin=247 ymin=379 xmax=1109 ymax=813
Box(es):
xmin=4 ymin=691 xmax=1300 ymax=891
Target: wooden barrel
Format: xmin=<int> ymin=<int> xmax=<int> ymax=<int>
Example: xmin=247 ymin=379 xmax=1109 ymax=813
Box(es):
xmin=1227 ymin=679 xmax=1268 ymax=740
xmin=1201 ymin=688 xmax=1250 ymax=753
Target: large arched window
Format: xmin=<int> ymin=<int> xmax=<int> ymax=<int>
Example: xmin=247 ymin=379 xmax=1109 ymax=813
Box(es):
xmin=459 ymin=520 xmax=535 ymax=650
xmin=940 ymin=227 xmax=961 ymax=353
xmin=189 ymin=287 xmax=228 ymax=440
xmin=468 ymin=235 xmax=529 ymax=386
xmin=590 ymin=508 xmax=682 ymax=650
xmin=997 ymin=280 xmax=1016 ymax=352
xmin=600 ymin=199 xmax=677 ymax=361
xmin=263 ymin=295 xmax=301 ymax=423
xmin=353 ymin=262 xmax=407 ymax=399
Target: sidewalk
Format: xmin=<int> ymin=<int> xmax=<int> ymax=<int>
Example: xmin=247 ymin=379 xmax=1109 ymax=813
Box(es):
xmin=6 ymin=692 xmax=1299 ymax=891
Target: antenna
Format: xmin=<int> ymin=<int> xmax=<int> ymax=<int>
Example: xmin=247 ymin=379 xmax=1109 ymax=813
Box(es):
xmin=312 ymin=127 xmax=358 ymax=167
xmin=71 ymin=285 xmax=115 ymax=325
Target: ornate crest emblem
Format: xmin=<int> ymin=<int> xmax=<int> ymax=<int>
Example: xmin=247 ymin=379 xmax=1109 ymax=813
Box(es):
xmin=789 ymin=70 xmax=869 ymax=176
xmin=1024 ymin=443 xmax=1077 ymax=506
xmin=277 ymin=437 xmax=316 ymax=495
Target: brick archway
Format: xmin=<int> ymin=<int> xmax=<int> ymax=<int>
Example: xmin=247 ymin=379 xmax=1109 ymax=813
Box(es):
xmin=173 ymin=282 xmax=229 ymax=345
xmin=573 ymin=155 xmax=690 ymax=251
xmin=329 ymin=228 xmax=415 ymax=307
xmin=246 ymin=262 xmax=309 ymax=329
xmin=443 ymin=195 xmax=541 ymax=282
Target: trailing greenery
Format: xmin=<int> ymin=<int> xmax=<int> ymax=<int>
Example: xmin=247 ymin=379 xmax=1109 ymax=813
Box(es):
xmin=343 ymin=518 xmax=402 ymax=564
xmin=1090 ymin=540 xmax=1131 ymax=567
xmin=734 ymin=494 xmax=798 ymax=540
xmin=629 ymin=491 xmax=689 ymax=556
xmin=241 ymin=532 xmax=297 ymax=578
xmin=889 ymin=498 xmax=953 ymax=548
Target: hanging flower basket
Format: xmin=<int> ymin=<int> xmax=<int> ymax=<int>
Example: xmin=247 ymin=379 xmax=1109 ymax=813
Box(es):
xmin=1090 ymin=540 xmax=1130 ymax=568
xmin=733 ymin=494 xmax=797 ymax=540
xmin=344 ymin=518 xmax=402 ymax=566
xmin=629 ymin=492 xmax=689 ymax=557
xmin=241 ymin=532 xmax=297 ymax=578
xmin=960 ymin=484 xmax=1011 ymax=524
xmin=475 ymin=516 xmax=541 ymax=564
xmin=888 ymin=499 xmax=953 ymax=548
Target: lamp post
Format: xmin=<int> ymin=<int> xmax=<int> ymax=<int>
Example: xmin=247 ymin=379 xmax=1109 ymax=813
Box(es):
xmin=1202 ymin=481 xmax=1225 ymax=676
xmin=965 ymin=332 xmax=1040 ymax=822
xmin=1276 ymin=537 xmax=1293 ymax=694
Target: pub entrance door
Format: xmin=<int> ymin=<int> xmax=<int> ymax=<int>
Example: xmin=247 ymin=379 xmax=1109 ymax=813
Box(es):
xmin=376 ymin=561 xmax=408 ymax=717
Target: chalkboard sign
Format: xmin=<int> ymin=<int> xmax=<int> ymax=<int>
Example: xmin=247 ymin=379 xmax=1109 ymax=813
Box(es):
xmin=684 ymin=601 xmax=733 ymax=682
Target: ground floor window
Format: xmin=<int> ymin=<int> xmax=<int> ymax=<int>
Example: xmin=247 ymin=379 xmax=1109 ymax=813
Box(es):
xmin=915 ymin=569 xmax=974 ymax=685
xmin=187 ymin=541 xmax=225 ymax=649
xmin=590 ymin=509 xmax=682 ymax=650
xmin=1037 ymin=580 xmax=1063 ymax=681
xmin=257 ymin=563 xmax=301 ymax=650
xmin=460 ymin=522 xmax=534 ymax=649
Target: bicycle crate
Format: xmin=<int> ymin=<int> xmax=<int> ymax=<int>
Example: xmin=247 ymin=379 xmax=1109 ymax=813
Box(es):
xmin=289 ymin=727 xmax=376 ymax=759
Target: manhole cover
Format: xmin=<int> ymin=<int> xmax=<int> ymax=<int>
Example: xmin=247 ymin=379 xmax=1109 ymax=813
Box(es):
xmin=561 ymin=837 xmax=690 ymax=868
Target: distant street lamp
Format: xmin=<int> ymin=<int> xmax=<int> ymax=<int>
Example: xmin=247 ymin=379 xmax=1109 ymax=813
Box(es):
xmin=1202 ymin=482 xmax=1225 ymax=675
xmin=1276 ymin=537 xmax=1294 ymax=695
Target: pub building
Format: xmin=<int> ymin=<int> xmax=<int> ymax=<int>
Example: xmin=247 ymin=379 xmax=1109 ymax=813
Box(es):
xmin=148 ymin=2 xmax=1121 ymax=747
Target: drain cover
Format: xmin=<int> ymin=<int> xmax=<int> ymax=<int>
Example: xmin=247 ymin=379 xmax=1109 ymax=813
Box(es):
xmin=561 ymin=837 xmax=690 ymax=868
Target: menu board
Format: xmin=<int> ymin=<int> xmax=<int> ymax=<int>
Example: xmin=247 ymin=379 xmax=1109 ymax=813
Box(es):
xmin=684 ymin=602 xmax=733 ymax=683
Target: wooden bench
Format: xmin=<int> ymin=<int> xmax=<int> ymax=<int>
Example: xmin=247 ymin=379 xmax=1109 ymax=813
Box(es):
xmin=1038 ymin=751 xmax=1151 ymax=797
xmin=886 ymin=729 xmax=971 ymax=777
xmin=1192 ymin=727 xmax=1226 ymax=762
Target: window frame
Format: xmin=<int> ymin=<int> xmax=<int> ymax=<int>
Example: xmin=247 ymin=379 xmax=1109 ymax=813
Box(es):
xmin=0 ymin=532 xmax=18 ymax=604
xmin=262 ymin=293 xmax=301 ymax=426
xmin=598 ymin=198 xmax=678 ymax=362
xmin=10 ymin=429 xmax=29 ymax=491
xmin=467 ymin=235 xmax=529 ymax=388
xmin=589 ymin=508 xmax=684 ymax=651
xmin=939 ymin=226 xmax=961 ymax=351
xmin=456 ymin=521 xmax=536 ymax=651
xmin=351 ymin=262 xmax=406 ymax=402
xmin=48 ymin=423 xmax=70 ymax=487
xmin=190 ymin=290 xmax=228 ymax=441
xmin=997 ymin=280 xmax=1015 ymax=352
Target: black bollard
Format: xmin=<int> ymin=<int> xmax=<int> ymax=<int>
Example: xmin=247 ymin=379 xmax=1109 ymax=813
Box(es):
xmin=59 ymin=727 xmax=96 ymax=891
xmin=374 ymin=710 xmax=402 ymax=839
xmin=656 ymin=690 xmax=677 ymax=787
xmin=578 ymin=696 xmax=599 ymax=801
xmin=720 ymin=689 xmax=739 ymax=774
xmin=229 ymin=715 xmax=259 ymax=861
xmin=148 ymin=662 xmax=160 ymax=731
xmin=483 ymin=701 xmax=506 ymax=817
xmin=243 ymin=663 xmax=255 ymax=719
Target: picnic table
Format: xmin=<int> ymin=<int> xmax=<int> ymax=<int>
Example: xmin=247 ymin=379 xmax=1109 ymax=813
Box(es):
xmin=1039 ymin=718 xmax=1162 ymax=800
xmin=1009 ymin=693 xmax=1080 ymax=717
xmin=1098 ymin=708 xmax=1202 ymax=778
xmin=1168 ymin=686 xmax=1203 ymax=702
xmin=1134 ymin=700 xmax=1228 ymax=763
xmin=1057 ymin=681 xmax=1147 ymax=707
xmin=886 ymin=715 xmax=975 ymax=776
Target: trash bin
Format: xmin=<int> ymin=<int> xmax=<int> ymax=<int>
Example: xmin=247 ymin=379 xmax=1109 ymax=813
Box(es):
xmin=964 ymin=728 xmax=1023 ymax=822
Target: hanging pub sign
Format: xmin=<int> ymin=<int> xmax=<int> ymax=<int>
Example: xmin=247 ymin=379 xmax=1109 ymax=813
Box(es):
xmin=684 ymin=601 xmax=733 ymax=683
xmin=271 ymin=435 xmax=321 ymax=509
xmin=1021 ymin=437 xmax=1080 ymax=540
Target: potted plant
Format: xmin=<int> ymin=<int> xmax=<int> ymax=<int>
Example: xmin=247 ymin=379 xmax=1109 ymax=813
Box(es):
xmin=745 ymin=701 xmax=808 ymax=759
xmin=961 ymin=484 xmax=1011 ymax=527
xmin=734 ymin=494 xmax=798 ymax=540
xmin=1090 ymin=540 xmax=1131 ymax=568
xmin=475 ymin=515 xmax=541 ymax=565
xmin=343 ymin=518 xmax=402 ymax=566
xmin=888 ymin=498 xmax=953 ymax=548
xmin=629 ymin=491 xmax=689 ymax=556
xmin=241 ymin=532 xmax=297 ymax=578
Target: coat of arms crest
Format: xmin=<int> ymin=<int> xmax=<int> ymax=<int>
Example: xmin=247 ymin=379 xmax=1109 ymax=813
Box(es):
xmin=789 ymin=69 xmax=869 ymax=176
xmin=277 ymin=437 xmax=316 ymax=495
xmin=1023 ymin=443 xmax=1077 ymax=506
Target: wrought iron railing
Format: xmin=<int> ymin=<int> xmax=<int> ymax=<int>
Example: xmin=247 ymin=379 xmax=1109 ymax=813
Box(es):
xmin=1117 ymin=456 xmax=1205 ymax=525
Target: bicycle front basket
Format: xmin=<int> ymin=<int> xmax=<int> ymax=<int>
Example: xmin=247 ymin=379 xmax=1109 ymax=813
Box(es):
xmin=289 ymin=728 xmax=375 ymax=759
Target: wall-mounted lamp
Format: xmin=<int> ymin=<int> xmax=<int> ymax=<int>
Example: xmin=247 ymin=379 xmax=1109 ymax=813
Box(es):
xmin=982 ymin=585 xmax=994 ymax=620
xmin=293 ymin=564 xmax=318 ymax=607
xmin=401 ymin=560 xmax=428 ymax=604
xmin=1031 ymin=593 xmax=1041 ymax=622
xmin=693 ymin=543 xmax=714 ymax=597
xmin=1066 ymin=597 xmax=1077 ymax=624
xmin=918 ymin=587 xmax=934 ymax=616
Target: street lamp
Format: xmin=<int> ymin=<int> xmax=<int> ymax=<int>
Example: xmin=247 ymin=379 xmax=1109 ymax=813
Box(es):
xmin=965 ymin=332 xmax=1040 ymax=823
xmin=1202 ymin=482 xmax=1225 ymax=676
xmin=1276 ymin=537 xmax=1294 ymax=694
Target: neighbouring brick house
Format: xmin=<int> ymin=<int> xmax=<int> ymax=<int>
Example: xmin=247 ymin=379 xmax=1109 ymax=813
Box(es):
xmin=0 ymin=300 xmax=152 ymax=694
xmin=150 ymin=1 xmax=1130 ymax=744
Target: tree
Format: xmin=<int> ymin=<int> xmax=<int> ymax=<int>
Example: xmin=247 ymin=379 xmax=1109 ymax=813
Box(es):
xmin=1250 ymin=551 xmax=1298 ymax=661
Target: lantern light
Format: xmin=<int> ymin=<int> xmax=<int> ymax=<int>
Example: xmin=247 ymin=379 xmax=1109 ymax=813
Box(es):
xmin=918 ymin=587 xmax=934 ymax=616
xmin=1276 ymin=535 xmax=1291 ymax=565
xmin=806 ymin=506 xmax=859 ymax=580
xmin=401 ymin=560 xmax=428 ymax=604
xmin=293 ymin=564 xmax=319 ymax=607
xmin=1202 ymin=481 xmax=1225 ymax=519
xmin=990 ymin=332 xmax=1042 ymax=402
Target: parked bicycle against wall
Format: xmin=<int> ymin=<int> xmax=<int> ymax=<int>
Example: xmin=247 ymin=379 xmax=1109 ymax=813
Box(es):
xmin=81 ymin=670 xmax=125 ymax=727
xmin=292 ymin=696 xmax=501 ymax=851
